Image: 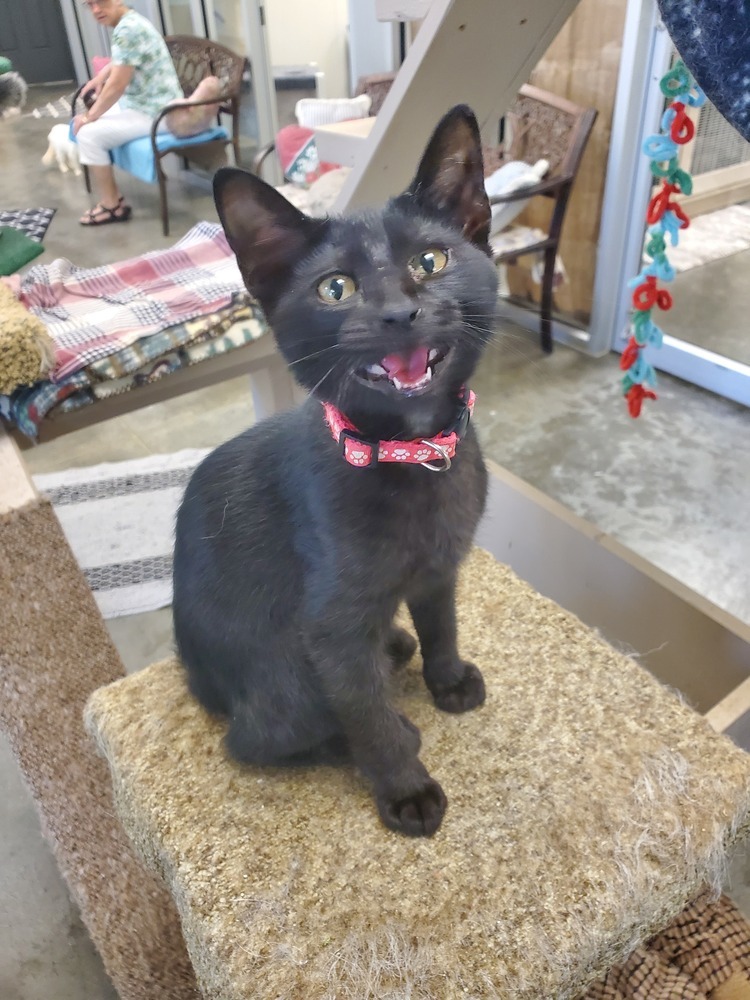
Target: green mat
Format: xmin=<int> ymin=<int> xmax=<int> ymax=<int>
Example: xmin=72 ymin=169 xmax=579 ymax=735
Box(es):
xmin=0 ymin=226 xmax=44 ymax=277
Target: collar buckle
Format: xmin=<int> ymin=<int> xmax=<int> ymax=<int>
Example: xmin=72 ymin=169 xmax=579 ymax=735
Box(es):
xmin=339 ymin=428 xmax=379 ymax=468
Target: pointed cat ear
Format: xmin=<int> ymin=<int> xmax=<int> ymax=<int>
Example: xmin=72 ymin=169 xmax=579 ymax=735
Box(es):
xmin=406 ymin=105 xmax=491 ymax=249
xmin=213 ymin=167 xmax=322 ymax=309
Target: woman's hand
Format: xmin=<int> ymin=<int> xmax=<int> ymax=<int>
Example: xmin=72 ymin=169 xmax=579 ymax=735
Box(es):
xmin=72 ymin=113 xmax=92 ymax=136
xmin=80 ymin=80 xmax=98 ymax=103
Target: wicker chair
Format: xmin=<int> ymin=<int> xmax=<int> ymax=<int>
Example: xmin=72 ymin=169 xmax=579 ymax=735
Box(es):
xmin=73 ymin=36 xmax=245 ymax=236
xmin=487 ymin=84 xmax=598 ymax=353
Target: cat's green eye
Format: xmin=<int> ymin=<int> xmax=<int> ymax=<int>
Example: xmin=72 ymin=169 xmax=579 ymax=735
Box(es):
xmin=317 ymin=274 xmax=356 ymax=303
xmin=409 ymin=248 xmax=449 ymax=278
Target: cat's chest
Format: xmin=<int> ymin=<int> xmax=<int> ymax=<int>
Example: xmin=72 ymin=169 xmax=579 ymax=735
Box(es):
xmin=323 ymin=443 xmax=486 ymax=582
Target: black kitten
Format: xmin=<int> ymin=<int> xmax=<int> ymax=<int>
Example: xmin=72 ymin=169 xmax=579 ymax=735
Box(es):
xmin=172 ymin=106 xmax=498 ymax=837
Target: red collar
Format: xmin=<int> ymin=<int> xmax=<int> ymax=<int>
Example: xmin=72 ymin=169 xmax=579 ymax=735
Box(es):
xmin=322 ymin=389 xmax=475 ymax=472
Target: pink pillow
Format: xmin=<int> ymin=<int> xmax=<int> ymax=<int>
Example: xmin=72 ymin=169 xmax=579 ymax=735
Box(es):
xmin=275 ymin=124 xmax=338 ymax=187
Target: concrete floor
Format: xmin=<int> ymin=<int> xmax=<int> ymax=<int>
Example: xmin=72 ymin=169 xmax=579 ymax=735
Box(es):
xmin=2 ymin=86 xmax=750 ymax=997
xmin=670 ymin=248 xmax=750 ymax=367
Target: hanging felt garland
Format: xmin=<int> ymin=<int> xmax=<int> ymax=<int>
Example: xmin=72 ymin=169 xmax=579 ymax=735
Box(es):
xmin=621 ymin=60 xmax=706 ymax=417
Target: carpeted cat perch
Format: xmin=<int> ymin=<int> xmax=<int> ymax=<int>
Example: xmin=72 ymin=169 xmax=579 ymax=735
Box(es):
xmin=0 ymin=452 xmax=200 ymax=999
xmin=84 ymin=547 xmax=750 ymax=1000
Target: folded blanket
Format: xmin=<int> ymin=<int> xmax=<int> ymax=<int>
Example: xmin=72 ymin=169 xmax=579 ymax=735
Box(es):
xmin=1 ymin=299 xmax=267 ymax=438
xmin=19 ymin=221 xmax=244 ymax=381
xmin=85 ymin=292 xmax=252 ymax=382
xmin=0 ymin=280 xmax=55 ymax=394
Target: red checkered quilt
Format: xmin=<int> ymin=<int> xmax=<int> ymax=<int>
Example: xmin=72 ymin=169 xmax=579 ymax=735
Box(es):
xmin=19 ymin=222 xmax=244 ymax=381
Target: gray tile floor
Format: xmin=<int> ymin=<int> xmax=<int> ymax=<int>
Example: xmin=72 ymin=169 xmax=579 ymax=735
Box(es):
xmin=1 ymin=86 xmax=750 ymax=997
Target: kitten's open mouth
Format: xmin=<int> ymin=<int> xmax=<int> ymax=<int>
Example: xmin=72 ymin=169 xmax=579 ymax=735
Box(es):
xmin=357 ymin=346 xmax=448 ymax=395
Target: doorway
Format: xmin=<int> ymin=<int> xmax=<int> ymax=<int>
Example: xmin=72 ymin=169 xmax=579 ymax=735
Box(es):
xmin=591 ymin=0 xmax=750 ymax=408
xmin=0 ymin=0 xmax=75 ymax=84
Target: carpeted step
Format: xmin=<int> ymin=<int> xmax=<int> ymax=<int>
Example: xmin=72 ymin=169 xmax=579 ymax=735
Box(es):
xmin=85 ymin=546 xmax=750 ymax=999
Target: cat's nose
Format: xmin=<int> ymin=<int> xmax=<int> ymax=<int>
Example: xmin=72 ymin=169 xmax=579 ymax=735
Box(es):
xmin=382 ymin=304 xmax=422 ymax=325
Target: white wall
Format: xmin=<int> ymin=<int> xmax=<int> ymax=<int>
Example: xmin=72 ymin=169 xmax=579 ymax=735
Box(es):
xmin=264 ymin=0 xmax=349 ymax=98
xmin=347 ymin=0 xmax=396 ymax=88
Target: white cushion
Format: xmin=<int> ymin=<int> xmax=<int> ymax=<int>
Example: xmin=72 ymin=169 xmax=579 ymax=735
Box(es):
xmin=295 ymin=94 xmax=372 ymax=128
xmin=485 ymin=158 xmax=550 ymax=235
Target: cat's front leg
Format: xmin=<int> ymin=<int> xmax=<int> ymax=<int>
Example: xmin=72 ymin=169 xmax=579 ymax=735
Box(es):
xmin=408 ymin=574 xmax=486 ymax=714
xmin=305 ymin=629 xmax=446 ymax=836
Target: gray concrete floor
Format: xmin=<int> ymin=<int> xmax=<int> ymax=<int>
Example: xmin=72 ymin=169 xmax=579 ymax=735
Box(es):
xmin=670 ymin=248 xmax=750 ymax=367
xmin=2 ymin=86 xmax=750 ymax=997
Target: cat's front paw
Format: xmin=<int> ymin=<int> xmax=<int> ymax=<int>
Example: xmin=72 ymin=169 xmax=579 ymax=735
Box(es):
xmin=377 ymin=778 xmax=447 ymax=837
xmin=428 ymin=662 xmax=486 ymax=714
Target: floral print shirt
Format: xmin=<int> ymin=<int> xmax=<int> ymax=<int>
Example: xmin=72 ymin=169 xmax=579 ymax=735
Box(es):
xmin=111 ymin=10 xmax=183 ymax=118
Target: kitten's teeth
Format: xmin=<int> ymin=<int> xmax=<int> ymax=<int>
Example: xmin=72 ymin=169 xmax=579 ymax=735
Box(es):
xmin=391 ymin=369 xmax=432 ymax=393
xmin=428 ymin=348 xmax=439 ymax=362
xmin=366 ymin=363 xmax=387 ymax=376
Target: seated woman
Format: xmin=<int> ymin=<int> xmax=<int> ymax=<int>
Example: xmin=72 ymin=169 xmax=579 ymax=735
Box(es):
xmin=73 ymin=0 xmax=183 ymax=226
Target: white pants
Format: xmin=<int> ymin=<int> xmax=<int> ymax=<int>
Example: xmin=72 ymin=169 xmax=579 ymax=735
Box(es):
xmin=76 ymin=101 xmax=167 ymax=167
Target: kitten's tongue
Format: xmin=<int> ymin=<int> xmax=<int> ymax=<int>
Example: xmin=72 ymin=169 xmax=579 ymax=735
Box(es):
xmin=381 ymin=346 xmax=429 ymax=386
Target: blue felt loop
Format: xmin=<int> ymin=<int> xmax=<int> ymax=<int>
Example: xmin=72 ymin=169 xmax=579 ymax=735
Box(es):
xmin=660 ymin=210 xmax=683 ymax=245
xmin=627 ymin=270 xmax=649 ymax=289
xmin=632 ymin=312 xmax=664 ymax=349
xmin=628 ymin=354 xmax=658 ymax=386
xmin=686 ymin=84 xmax=707 ymax=109
xmin=650 ymin=255 xmax=676 ymax=282
xmin=661 ymin=106 xmax=677 ymax=131
xmin=646 ymin=321 xmax=664 ymax=349
xmin=643 ymin=133 xmax=678 ymax=160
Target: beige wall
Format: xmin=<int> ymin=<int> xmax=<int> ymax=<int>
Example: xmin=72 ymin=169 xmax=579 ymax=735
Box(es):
xmin=264 ymin=0 xmax=350 ymax=100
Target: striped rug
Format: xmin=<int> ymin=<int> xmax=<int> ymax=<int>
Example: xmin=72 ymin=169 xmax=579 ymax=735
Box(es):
xmin=33 ymin=449 xmax=209 ymax=619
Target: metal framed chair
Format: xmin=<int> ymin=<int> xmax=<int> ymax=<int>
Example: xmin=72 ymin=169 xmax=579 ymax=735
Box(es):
xmin=486 ymin=84 xmax=598 ymax=353
xmin=73 ymin=36 xmax=245 ymax=236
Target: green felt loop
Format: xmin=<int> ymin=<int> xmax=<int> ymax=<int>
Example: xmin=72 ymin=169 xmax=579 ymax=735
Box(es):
xmin=660 ymin=63 xmax=691 ymax=99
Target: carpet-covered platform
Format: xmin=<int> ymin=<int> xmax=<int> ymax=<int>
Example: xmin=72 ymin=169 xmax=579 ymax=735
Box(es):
xmin=85 ymin=547 xmax=750 ymax=1000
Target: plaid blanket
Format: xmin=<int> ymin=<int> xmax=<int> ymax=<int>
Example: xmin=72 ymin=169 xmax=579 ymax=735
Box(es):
xmin=19 ymin=221 xmax=244 ymax=381
xmin=1 ymin=298 xmax=266 ymax=438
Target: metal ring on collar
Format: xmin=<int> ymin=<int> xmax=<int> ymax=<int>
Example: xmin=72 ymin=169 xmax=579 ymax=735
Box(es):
xmin=419 ymin=439 xmax=452 ymax=472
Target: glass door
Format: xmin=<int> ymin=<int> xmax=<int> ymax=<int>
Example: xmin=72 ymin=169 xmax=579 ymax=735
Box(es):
xmin=590 ymin=0 xmax=750 ymax=408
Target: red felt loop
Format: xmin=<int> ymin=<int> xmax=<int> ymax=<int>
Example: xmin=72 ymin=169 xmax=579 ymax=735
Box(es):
xmin=626 ymin=384 xmax=658 ymax=418
xmin=646 ymin=183 xmax=677 ymax=224
xmin=620 ymin=337 xmax=640 ymax=371
xmin=647 ymin=181 xmax=690 ymax=229
xmin=669 ymin=102 xmax=694 ymax=144
xmin=671 ymin=200 xmax=690 ymax=229
xmin=632 ymin=277 xmax=673 ymax=312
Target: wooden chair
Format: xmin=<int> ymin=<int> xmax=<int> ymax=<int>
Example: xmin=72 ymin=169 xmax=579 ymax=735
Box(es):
xmin=486 ymin=84 xmax=598 ymax=353
xmin=73 ymin=36 xmax=245 ymax=237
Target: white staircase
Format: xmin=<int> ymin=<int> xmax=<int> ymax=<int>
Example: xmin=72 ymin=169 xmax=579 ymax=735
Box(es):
xmin=332 ymin=0 xmax=584 ymax=211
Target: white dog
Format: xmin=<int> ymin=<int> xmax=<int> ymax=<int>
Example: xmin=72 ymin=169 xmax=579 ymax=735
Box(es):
xmin=41 ymin=123 xmax=81 ymax=176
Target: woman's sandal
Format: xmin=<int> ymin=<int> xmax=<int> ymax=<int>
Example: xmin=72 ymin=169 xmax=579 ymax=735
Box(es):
xmin=80 ymin=198 xmax=132 ymax=226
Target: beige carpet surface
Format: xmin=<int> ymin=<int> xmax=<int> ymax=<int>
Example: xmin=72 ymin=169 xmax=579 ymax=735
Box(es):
xmin=85 ymin=547 xmax=750 ymax=1000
